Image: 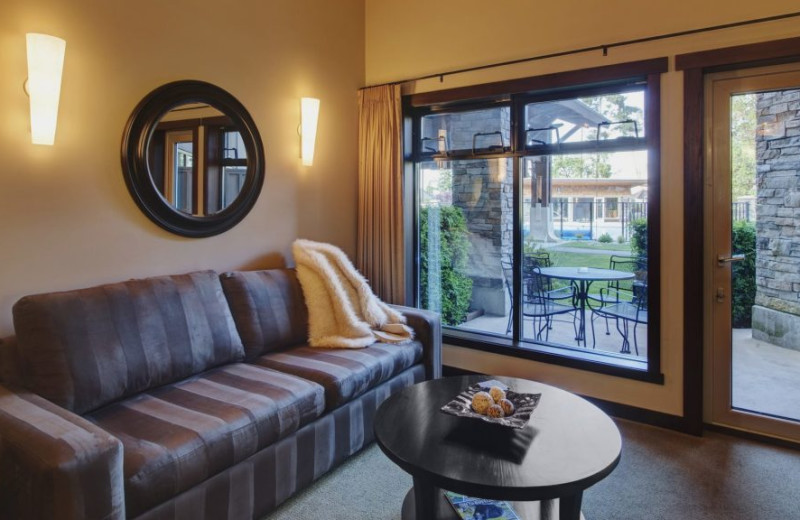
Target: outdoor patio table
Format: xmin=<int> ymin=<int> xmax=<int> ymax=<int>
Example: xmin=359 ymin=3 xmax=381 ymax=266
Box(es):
xmin=538 ymin=266 xmax=635 ymax=346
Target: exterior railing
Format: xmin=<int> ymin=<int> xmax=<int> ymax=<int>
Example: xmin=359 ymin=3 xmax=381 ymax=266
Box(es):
xmin=544 ymin=200 xmax=754 ymax=242
xmin=548 ymin=200 xmax=647 ymax=241
xmin=732 ymin=202 xmax=754 ymax=222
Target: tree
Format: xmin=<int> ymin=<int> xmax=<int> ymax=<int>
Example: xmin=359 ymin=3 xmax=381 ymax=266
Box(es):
xmin=551 ymin=93 xmax=643 ymax=180
xmin=552 ymin=153 xmax=612 ymax=179
xmin=585 ymin=93 xmax=644 ymax=140
xmin=421 ymin=167 xmax=453 ymax=206
xmin=730 ymin=94 xmax=757 ymax=199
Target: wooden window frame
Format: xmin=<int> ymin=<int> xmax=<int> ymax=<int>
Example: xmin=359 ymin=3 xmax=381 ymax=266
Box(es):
xmin=677 ymin=36 xmax=800 ymax=435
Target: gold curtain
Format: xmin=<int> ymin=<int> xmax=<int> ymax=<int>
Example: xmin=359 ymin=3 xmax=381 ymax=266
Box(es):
xmin=356 ymin=84 xmax=404 ymax=304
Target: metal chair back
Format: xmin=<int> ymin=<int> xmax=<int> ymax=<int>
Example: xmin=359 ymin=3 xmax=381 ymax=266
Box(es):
xmin=608 ymin=255 xmax=646 ymax=294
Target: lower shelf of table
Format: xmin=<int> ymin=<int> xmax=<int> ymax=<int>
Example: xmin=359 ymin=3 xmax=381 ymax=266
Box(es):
xmin=401 ymin=488 xmax=586 ymax=520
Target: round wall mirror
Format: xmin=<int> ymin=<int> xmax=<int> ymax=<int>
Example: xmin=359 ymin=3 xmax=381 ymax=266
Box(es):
xmin=121 ymin=80 xmax=265 ymax=237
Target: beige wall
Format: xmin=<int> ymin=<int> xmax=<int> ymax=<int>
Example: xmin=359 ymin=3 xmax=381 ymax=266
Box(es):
xmin=0 ymin=0 xmax=365 ymax=335
xmin=366 ymin=0 xmax=800 ymax=415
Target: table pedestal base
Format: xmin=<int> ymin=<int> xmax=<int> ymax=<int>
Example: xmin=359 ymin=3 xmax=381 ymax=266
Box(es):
xmin=400 ymin=487 xmax=586 ymax=520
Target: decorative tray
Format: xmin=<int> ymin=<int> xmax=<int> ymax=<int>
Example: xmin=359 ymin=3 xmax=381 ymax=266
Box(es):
xmin=440 ymin=380 xmax=541 ymax=429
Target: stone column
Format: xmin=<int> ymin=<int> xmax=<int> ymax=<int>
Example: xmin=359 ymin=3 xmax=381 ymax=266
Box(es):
xmin=422 ymin=109 xmax=514 ymax=317
xmin=752 ymin=89 xmax=800 ymax=350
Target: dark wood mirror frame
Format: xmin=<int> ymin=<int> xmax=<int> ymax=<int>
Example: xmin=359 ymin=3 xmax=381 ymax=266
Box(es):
xmin=121 ymin=80 xmax=265 ymax=238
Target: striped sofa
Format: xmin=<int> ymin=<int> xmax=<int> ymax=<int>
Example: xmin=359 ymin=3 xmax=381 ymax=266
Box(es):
xmin=0 ymin=269 xmax=441 ymax=520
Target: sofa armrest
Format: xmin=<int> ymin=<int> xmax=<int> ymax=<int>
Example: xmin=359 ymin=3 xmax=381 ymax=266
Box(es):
xmin=0 ymin=384 xmax=125 ymax=520
xmin=391 ymin=305 xmax=442 ymax=380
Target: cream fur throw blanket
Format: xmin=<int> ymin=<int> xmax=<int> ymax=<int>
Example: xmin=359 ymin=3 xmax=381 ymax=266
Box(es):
xmin=292 ymin=239 xmax=414 ymax=348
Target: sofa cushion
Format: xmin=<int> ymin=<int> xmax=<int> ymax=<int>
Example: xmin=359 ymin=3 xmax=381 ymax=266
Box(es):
xmin=254 ymin=341 xmax=423 ymax=411
xmin=88 ymin=363 xmax=325 ymax=518
xmin=12 ymin=271 xmax=244 ymax=414
xmin=220 ymin=269 xmax=309 ymax=360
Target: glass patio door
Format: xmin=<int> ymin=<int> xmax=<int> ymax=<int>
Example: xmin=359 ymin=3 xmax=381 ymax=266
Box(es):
xmin=707 ymin=64 xmax=800 ymax=443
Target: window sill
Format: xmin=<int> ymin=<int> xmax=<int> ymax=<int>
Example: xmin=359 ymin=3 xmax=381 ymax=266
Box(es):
xmin=442 ymin=328 xmax=665 ymax=384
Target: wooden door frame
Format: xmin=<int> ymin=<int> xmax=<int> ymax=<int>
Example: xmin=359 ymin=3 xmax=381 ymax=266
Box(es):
xmin=677 ymin=36 xmax=800 ymax=436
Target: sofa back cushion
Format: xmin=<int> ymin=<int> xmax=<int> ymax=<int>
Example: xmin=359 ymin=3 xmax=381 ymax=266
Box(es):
xmin=0 ymin=336 xmax=22 ymax=387
xmin=220 ymin=269 xmax=308 ymax=360
xmin=12 ymin=271 xmax=244 ymax=414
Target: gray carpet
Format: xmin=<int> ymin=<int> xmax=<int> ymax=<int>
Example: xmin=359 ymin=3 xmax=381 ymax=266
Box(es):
xmin=265 ymin=419 xmax=800 ymax=519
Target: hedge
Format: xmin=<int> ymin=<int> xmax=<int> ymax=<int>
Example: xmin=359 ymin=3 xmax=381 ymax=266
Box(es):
xmin=732 ymin=220 xmax=756 ymax=328
xmin=419 ymin=205 xmax=473 ymax=326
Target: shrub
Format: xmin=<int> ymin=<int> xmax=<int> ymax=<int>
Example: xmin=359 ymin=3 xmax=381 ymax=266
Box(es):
xmin=732 ymin=220 xmax=756 ymax=328
xmin=419 ymin=205 xmax=473 ymax=326
xmin=630 ymin=218 xmax=648 ymax=259
xmin=598 ymin=233 xmax=613 ymax=243
xmin=523 ymin=241 xmax=547 ymax=255
xmin=617 ymin=235 xmax=625 ymax=244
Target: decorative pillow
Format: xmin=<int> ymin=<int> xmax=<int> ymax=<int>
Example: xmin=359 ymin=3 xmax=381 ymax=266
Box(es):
xmin=220 ymin=269 xmax=309 ymax=360
xmin=12 ymin=270 xmax=244 ymax=414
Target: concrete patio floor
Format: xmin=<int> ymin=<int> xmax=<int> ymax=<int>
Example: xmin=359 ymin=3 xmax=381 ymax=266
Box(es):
xmin=460 ymin=311 xmax=648 ymax=359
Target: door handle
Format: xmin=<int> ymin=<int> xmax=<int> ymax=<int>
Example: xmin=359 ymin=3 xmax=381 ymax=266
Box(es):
xmin=717 ymin=254 xmax=745 ymax=266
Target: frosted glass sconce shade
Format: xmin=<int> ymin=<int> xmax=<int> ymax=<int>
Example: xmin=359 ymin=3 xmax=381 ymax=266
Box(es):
xmin=301 ymin=97 xmax=320 ymax=166
xmin=26 ymin=33 xmax=66 ymax=145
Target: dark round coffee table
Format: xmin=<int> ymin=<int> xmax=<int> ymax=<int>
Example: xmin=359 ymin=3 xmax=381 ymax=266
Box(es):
xmin=374 ymin=375 xmax=621 ymax=520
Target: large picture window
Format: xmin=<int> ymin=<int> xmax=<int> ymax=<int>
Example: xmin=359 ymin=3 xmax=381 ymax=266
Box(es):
xmin=408 ymin=61 xmax=664 ymax=381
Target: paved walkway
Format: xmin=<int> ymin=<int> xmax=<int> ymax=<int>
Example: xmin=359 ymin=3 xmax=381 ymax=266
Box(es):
xmin=732 ymin=328 xmax=800 ymax=422
xmin=459 ymin=319 xmax=800 ymax=423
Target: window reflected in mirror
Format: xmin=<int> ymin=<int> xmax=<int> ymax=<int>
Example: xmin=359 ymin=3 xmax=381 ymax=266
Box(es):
xmin=147 ymin=103 xmax=249 ymax=216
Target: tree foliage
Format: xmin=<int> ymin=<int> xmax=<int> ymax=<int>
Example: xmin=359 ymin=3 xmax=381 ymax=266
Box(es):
xmin=419 ymin=205 xmax=473 ymax=326
xmin=552 ymin=154 xmax=612 ymax=179
xmin=551 ymin=93 xmax=643 ymax=179
xmin=730 ymin=94 xmax=757 ymax=199
xmin=584 ymin=93 xmax=644 ymax=140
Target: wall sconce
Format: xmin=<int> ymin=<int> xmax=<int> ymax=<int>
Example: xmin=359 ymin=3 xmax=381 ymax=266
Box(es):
xmin=300 ymin=97 xmax=320 ymax=166
xmin=26 ymin=33 xmax=66 ymax=146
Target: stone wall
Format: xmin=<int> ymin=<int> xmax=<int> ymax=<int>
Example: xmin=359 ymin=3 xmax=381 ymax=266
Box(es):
xmin=451 ymin=159 xmax=513 ymax=260
xmin=449 ymin=158 xmax=513 ymax=315
xmin=753 ymin=89 xmax=800 ymax=349
xmin=422 ymin=110 xmax=513 ymax=315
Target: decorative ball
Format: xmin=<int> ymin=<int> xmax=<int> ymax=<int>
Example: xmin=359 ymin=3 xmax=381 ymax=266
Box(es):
xmin=486 ymin=404 xmax=505 ymax=418
xmin=499 ymin=398 xmax=515 ymax=416
xmin=489 ymin=386 xmax=506 ymax=403
xmin=471 ymin=391 xmax=494 ymax=415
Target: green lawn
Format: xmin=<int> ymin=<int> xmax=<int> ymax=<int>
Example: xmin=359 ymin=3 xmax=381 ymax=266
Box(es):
xmin=548 ymin=251 xmax=613 ymax=269
xmin=523 ymin=241 xmax=637 ymax=294
xmin=545 ymin=251 xmax=613 ymax=295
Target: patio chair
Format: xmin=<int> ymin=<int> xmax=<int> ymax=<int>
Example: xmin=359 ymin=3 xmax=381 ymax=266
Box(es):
xmin=590 ymin=255 xmax=647 ymax=335
xmin=502 ymin=257 xmax=553 ymax=333
xmin=590 ymin=282 xmax=648 ymax=355
xmin=502 ymin=259 xmax=578 ymax=341
xmin=523 ymin=250 xmax=555 ymax=293
xmin=523 ymin=251 xmax=551 ymax=269
xmin=502 ymin=259 xmax=515 ymax=334
xmin=608 ymin=255 xmax=646 ymax=292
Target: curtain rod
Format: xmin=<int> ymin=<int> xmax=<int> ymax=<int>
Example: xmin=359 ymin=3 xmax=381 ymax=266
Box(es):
xmin=362 ymin=10 xmax=800 ymax=89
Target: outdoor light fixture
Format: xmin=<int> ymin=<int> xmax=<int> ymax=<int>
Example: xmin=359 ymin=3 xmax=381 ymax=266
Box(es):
xmin=300 ymin=97 xmax=320 ymax=166
xmin=26 ymin=33 xmax=66 ymax=145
